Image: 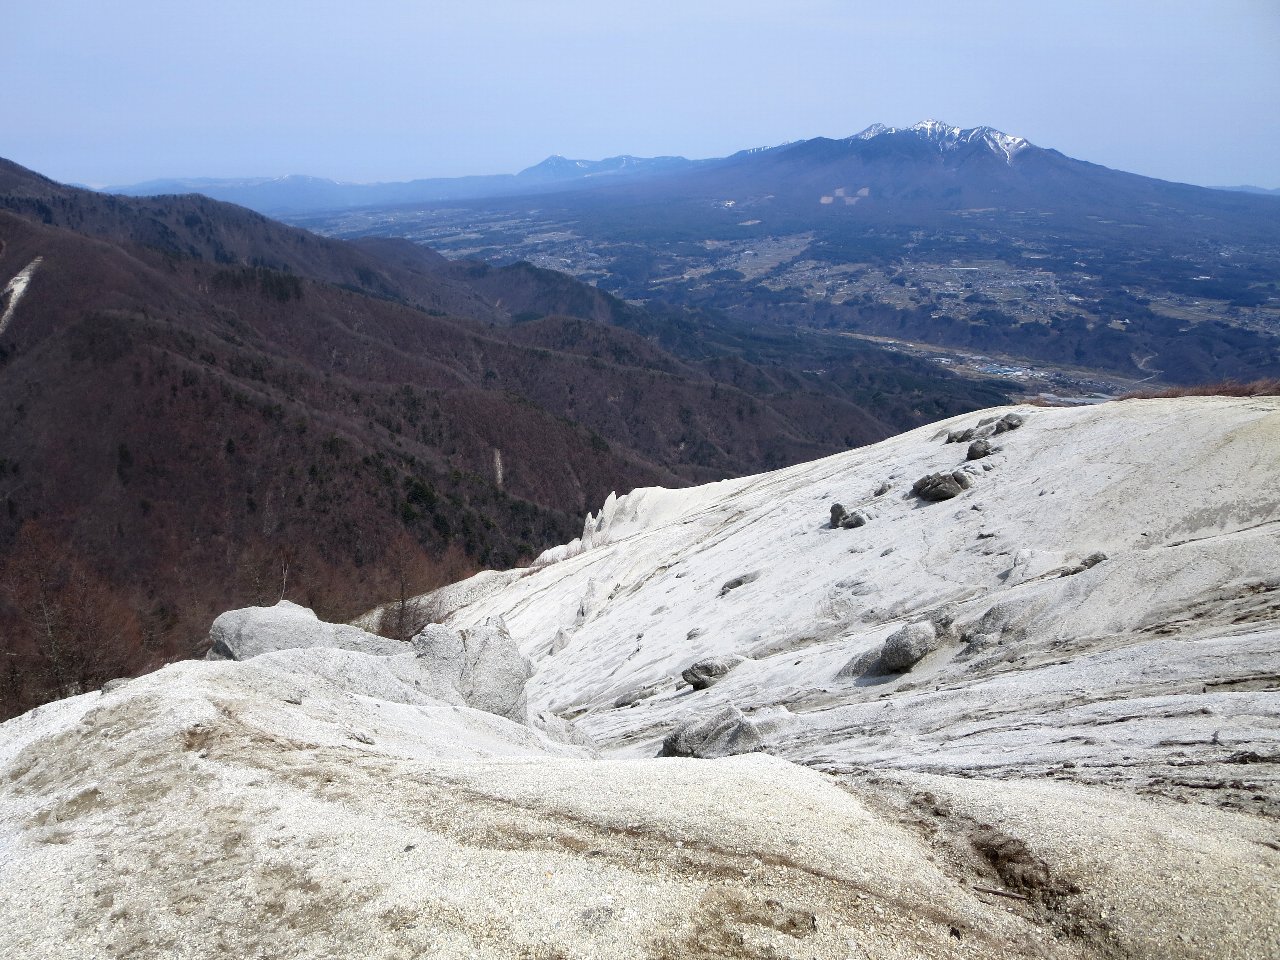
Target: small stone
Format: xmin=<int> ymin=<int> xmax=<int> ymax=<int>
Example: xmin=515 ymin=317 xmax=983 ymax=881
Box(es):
xmin=719 ymin=572 xmax=759 ymax=596
xmin=830 ymin=503 xmax=848 ymax=528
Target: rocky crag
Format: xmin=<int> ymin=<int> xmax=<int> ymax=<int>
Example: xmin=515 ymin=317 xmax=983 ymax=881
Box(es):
xmin=1 ymin=396 xmax=1277 ymax=959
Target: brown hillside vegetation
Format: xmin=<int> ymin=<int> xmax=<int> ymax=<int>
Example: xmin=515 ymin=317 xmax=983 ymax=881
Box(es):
xmin=0 ymin=158 xmax=1012 ymax=719
xmin=1119 ymin=377 xmax=1280 ymax=399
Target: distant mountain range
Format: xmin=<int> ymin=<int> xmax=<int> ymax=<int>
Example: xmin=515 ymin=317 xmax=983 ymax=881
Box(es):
xmin=277 ymin=120 xmax=1280 ymax=388
xmin=1212 ymin=184 xmax=1280 ymax=196
xmin=104 ymin=154 xmax=705 ymax=214
xmin=104 ymin=121 xmax=1280 ymax=220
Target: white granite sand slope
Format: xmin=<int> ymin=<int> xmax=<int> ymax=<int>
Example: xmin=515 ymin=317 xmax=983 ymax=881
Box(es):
xmin=2 ymin=396 xmax=1277 ymax=959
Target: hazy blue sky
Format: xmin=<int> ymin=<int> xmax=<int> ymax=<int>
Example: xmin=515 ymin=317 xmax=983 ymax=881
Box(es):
xmin=6 ymin=1 xmax=1278 ymax=187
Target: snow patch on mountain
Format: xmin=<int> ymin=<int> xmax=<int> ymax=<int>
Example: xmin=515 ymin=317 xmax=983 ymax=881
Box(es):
xmin=0 ymin=256 xmax=42 ymax=338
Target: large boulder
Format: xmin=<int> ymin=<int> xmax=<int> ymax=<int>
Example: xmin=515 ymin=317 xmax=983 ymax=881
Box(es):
xmin=880 ymin=621 xmax=939 ymax=672
xmin=911 ymin=470 xmax=972 ymax=501
xmin=206 ymin=601 xmax=405 ymax=662
xmin=660 ymin=705 xmax=791 ymax=758
xmin=412 ymin=621 xmax=533 ymax=723
xmin=681 ymin=655 xmax=747 ymax=690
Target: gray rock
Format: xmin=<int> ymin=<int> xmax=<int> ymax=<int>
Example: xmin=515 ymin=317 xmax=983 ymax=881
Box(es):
xmin=719 ymin=572 xmax=759 ymax=596
xmin=874 ymin=481 xmax=892 ymax=497
xmin=967 ymin=439 xmax=994 ymax=460
xmin=830 ymin=503 xmax=848 ymax=528
xmin=411 ymin=620 xmax=533 ymax=722
xmin=659 ymin=705 xmax=789 ymax=758
xmin=948 ymin=423 xmax=996 ymax=444
xmin=912 ymin=472 xmax=965 ymax=501
xmin=206 ymin=601 xmax=405 ymax=662
xmin=880 ymin=621 xmax=939 ymax=672
xmin=840 ymin=509 xmax=870 ymax=529
xmin=681 ymin=655 xmax=747 ymax=690
xmin=993 ymin=412 xmax=1025 ymax=434
xmin=1059 ymin=551 xmax=1109 ymax=577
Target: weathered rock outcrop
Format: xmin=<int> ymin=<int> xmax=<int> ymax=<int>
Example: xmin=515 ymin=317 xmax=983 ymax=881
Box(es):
xmin=412 ymin=621 xmax=533 ymax=722
xmin=659 ymin=704 xmax=790 ymax=758
xmin=206 ymin=600 xmax=404 ymax=661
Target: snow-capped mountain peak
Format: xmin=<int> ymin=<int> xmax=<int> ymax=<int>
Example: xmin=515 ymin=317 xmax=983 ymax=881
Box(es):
xmin=850 ymin=120 xmax=1032 ymax=164
xmin=853 ymin=122 xmax=894 ymax=140
xmin=909 ymin=118 xmax=961 ymax=140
